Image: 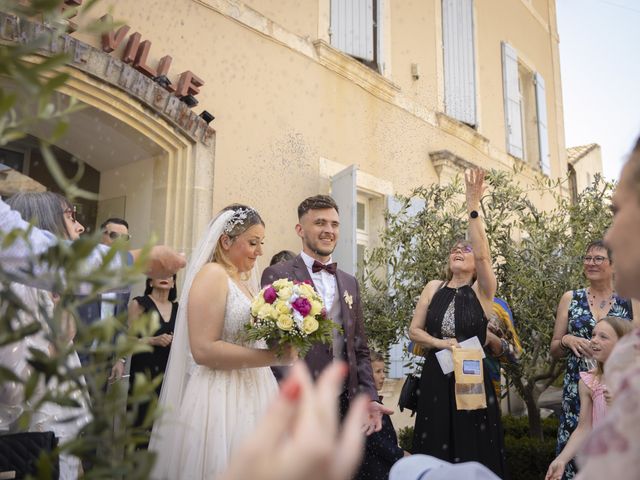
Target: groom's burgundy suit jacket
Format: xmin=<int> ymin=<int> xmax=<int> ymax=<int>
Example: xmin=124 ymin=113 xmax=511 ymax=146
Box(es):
xmin=261 ymin=255 xmax=377 ymax=401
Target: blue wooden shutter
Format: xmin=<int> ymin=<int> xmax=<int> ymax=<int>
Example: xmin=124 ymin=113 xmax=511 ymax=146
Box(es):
xmin=442 ymin=0 xmax=477 ymax=126
xmin=502 ymin=42 xmax=523 ymax=158
xmin=386 ymin=195 xmax=426 ymax=378
xmin=376 ymin=0 xmax=384 ymax=73
xmin=331 ymin=165 xmax=358 ymax=276
xmin=330 ymin=0 xmax=374 ymax=62
xmin=535 ymin=72 xmax=550 ymax=175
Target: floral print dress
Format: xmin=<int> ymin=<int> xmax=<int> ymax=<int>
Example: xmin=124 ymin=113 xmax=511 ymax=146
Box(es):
xmin=556 ymin=288 xmax=632 ymax=479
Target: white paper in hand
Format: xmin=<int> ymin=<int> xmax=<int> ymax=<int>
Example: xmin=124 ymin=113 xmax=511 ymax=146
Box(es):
xmin=435 ymin=336 xmax=485 ymax=375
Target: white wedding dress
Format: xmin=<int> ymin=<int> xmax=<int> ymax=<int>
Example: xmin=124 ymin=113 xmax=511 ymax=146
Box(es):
xmin=152 ymin=278 xmax=278 ymax=479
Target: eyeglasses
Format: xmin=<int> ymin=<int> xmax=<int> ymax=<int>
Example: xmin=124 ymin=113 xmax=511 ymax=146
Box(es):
xmin=450 ymin=245 xmax=473 ymax=255
xmin=63 ymin=206 xmax=77 ymax=223
xmin=103 ymin=231 xmax=132 ymax=241
xmin=583 ymin=255 xmax=609 ymax=265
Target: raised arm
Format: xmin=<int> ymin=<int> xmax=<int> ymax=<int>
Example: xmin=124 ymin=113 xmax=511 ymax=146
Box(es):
xmin=1 ymin=197 xmax=184 ymax=291
xmin=187 ymin=263 xmax=294 ymax=370
xmin=465 ymin=169 xmax=497 ymax=304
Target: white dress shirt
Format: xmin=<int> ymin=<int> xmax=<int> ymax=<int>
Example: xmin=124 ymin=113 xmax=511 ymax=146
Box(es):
xmin=300 ymin=251 xmax=337 ymax=312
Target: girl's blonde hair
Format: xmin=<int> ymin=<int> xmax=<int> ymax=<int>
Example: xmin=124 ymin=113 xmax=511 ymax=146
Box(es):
xmin=595 ymin=316 xmax=633 ymax=375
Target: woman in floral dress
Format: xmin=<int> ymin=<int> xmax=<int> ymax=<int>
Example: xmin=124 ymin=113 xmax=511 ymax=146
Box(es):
xmin=550 ymin=240 xmax=635 ymax=479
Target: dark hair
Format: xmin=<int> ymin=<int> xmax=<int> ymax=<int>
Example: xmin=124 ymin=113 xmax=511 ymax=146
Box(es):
xmin=144 ymin=275 xmax=178 ymax=302
xmin=101 ymin=217 xmax=129 ymax=230
xmin=585 ymin=240 xmax=612 ymax=263
xmin=297 ymin=195 xmax=339 ymax=219
xmin=6 ymin=192 xmax=73 ymax=239
xmin=269 ymin=250 xmax=296 ymax=266
xmin=370 ymin=350 xmax=385 ymax=363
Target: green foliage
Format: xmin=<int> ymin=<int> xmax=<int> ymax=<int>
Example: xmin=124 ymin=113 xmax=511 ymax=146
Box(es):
xmin=0 ymin=230 xmax=162 ymax=478
xmin=504 ymin=433 xmax=556 ymax=480
xmin=363 ymin=168 xmax=614 ymax=437
xmin=0 ymin=1 xmax=162 ymax=478
xmin=397 ymin=425 xmax=413 ymax=452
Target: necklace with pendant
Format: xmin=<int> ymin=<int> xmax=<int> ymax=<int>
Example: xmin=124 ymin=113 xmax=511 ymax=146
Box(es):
xmin=588 ymin=288 xmax=614 ymax=310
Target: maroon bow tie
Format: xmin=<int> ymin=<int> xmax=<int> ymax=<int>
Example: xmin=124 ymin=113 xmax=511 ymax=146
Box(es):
xmin=312 ymin=260 xmax=337 ymax=275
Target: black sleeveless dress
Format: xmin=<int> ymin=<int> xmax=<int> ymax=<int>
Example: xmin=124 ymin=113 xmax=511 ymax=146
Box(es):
xmin=128 ymin=295 xmax=178 ymax=429
xmin=412 ymin=284 xmax=509 ymax=479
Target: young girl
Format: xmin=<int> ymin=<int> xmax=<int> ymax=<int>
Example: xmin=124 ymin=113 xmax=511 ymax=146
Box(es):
xmin=545 ymin=316 xmax=633 ymax=480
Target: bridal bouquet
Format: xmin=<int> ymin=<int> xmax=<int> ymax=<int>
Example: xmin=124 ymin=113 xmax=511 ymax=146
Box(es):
xmin=245 ymin=279 xmax=337 ymax=356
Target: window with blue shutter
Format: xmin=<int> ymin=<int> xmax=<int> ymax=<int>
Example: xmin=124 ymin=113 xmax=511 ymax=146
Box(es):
xmin=330 ymin=0 xmax=383 ymax=72
xmin=442 ymin=0 xmax=477 ymax=127
xmin=331 ymin=164 xmax=358 ymax=276
xmin=535 ymin=72 xmax=550 ymax=175
xmin=502 ymin=42 xmax=523 ymax=159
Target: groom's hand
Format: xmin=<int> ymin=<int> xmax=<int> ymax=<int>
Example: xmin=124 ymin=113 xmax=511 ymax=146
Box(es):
xmin=363 ymin=401 xmax=394 ymax=435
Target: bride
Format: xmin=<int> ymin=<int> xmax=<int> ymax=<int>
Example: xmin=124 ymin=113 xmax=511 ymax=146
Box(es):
xmin=149 ymin=205 xmax=295 ymax=479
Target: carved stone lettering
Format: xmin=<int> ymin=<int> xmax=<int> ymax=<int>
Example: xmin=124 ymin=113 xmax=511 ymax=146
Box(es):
xmin=164 ymin=94 xmax=182 ymax=118
xmin=152 ymin=85 xmax=170 ymax=111
xmin=118 ymin=65 xmax=137 ymax=90
xmin=73 ymin=41 xmax=90 ymax=64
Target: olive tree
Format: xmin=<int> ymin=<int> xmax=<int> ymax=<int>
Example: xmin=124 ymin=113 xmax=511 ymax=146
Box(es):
xmin=1 ymin=1 xmax=162 ymax=477
xmin=362 ymin=169 xmax=614 ymax=439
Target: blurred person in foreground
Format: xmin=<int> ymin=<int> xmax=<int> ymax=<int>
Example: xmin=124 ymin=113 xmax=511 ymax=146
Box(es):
xmin=573 ymin=136 xmax=640 ymax=480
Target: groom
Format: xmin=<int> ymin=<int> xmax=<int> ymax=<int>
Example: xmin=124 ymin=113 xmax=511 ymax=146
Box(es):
xmin=261 ymin=194 xmax=391 ymax=433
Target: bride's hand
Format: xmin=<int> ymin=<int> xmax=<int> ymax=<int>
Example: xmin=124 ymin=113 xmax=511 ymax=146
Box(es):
xmin=270 ymin=344 xmax=298 ymax=366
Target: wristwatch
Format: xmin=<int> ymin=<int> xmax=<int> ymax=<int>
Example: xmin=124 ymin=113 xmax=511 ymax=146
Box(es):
xmin=469 ymin=210 xmax=479 ymax=219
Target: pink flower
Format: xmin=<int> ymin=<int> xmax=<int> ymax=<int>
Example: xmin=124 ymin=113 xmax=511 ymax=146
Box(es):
xmin=292 ymin=297 xmax=312 ymax=317
xmin=320 ymin=307 xmax=327 ymax=318
xmin=263 ymin=286 xmax=277 ymax=304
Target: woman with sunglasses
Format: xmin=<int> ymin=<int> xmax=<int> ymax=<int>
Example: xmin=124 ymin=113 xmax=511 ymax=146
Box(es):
xmin=1 ymin=192 xmax=89 ymax=480
xmin=408 ymin=169 xmax=508 ymax=478
xmin=550 ymin=240 xmax=635 ymax=479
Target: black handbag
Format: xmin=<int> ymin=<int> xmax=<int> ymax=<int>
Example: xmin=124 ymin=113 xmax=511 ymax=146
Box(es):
xmin=398 ymin=373 xmax=420 ymax=414
xmin=0 ymin=431 xmax=59 ymax=479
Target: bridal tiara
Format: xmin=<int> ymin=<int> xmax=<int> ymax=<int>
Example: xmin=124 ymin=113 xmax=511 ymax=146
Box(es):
xmin=223 ymin=207 xmax=255 ymax=234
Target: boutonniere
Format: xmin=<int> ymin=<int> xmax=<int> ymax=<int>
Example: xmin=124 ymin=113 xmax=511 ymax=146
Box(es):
xmin=343 ymin=290 xmax=353 ymax=310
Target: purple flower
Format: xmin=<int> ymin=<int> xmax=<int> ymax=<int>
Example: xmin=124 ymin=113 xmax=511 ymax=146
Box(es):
xmin=291 ymin=297 xmax=312 ymax=317
xmin=263 ymin=286 xmax=277 ymax=304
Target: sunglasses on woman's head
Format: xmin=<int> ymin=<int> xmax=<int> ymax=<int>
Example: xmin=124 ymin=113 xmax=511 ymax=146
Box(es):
xmin=104 ymin=231 xmax=132 ymax=241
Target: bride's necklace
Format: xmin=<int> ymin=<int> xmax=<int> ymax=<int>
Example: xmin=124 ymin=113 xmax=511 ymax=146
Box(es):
xmin=587 ymin=287 xmax=614 ymax=310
